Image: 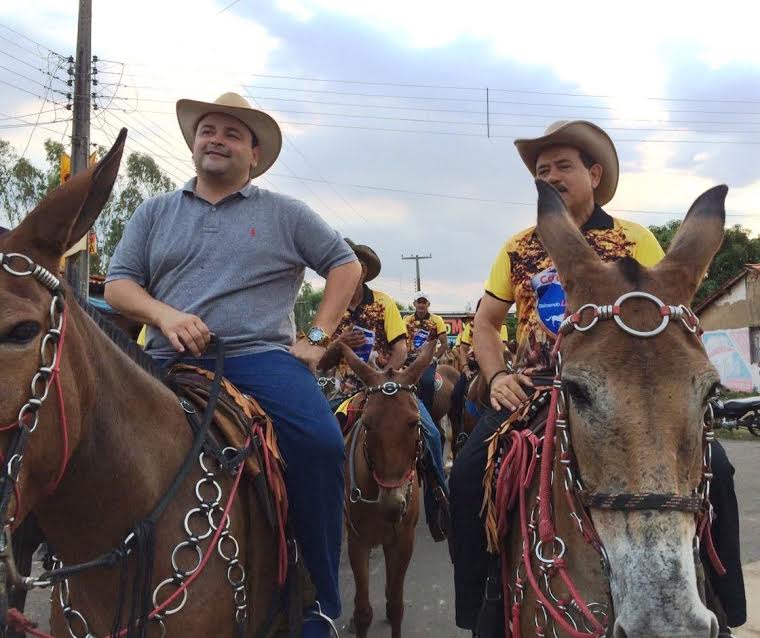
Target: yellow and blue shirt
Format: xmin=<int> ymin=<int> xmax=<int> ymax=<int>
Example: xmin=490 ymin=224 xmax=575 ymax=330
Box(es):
xmin=485 ymin=205 xmax=664 ymax=364
xmin=403 ymin=312 xmax=447 ymax=355
xmin=330 ymin=285 xmax=406 ymax=397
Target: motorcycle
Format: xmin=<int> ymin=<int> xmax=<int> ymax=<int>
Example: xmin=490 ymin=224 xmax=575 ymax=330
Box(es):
xmin=708 ymin=394 xmax=760 ymax=437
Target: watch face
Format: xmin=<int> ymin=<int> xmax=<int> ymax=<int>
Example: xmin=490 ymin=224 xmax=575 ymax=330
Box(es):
xmin=308 ymin=327 xmax=325 ymax=342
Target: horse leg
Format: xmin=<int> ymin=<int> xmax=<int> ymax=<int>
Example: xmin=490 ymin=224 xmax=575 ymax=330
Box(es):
xmin=382 ymin=532 xmax=414 ymax=638
xmin=347 ymin=536 xmax=373 ymax=637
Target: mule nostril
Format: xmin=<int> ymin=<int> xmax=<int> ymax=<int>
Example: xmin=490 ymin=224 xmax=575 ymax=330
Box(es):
xmin=612 ymin=621 xmax=627 ymax=638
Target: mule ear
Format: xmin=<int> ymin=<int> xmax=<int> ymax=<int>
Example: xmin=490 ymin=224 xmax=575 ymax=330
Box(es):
xmin=339 ymin=343 xmax=383 ymax=386
xmin=534 ymin=180 xmax=602 ymax=291
xmin=654 ymin=185 xmax=727 ymax=298
xmin=12 ymin=128 xmax=127 ymax=257
xmin=400 ymin=340 xmax=436 ymax=385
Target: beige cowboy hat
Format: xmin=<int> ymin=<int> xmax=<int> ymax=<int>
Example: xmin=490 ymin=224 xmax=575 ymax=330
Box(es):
xmin=344 ymin=238 xmax=381 ymax=282
xmin=176 ymin=92 xmax=282 ymax=179
xmin=514 ymin=120 xmax=619 ymax=205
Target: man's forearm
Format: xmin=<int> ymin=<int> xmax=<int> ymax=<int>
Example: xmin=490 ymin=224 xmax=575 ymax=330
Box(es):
xmin=459 ymin=344 xmax=470 ymax=368
xmin=311 ymin=260 xmax=362 ymax=334
xmin=473 ymin=324 xmax=507 ymax=382
xmin=105 ymin=279 xmax=174 ymax=326
xmin=435 ymin=335 xmax=448 ymax=359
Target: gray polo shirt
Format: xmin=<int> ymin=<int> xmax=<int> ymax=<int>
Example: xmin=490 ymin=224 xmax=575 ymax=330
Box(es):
xmin=106 ymin=179 xmax=357 ymax=358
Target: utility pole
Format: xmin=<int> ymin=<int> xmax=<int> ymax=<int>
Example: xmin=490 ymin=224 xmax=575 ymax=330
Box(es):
xmin=402 ymin=253 xmax=432 ymax=292
xmin=64 ymin=0 xmax=92 ymax=299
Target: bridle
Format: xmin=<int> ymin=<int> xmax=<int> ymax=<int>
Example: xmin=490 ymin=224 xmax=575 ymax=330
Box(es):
xmin=0 ymin=253 xmax=68 ymax=527
xmin=501 ymin=290 xmax=724 ymax=638
xmin=556 ymin=290 xmax=705 ymax=514
xmin=348 ymin=381 xmax=422 ymax=506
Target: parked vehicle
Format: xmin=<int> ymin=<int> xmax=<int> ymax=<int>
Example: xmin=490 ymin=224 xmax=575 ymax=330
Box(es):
xmin=709 ymin=394 xmax=760 ymax=437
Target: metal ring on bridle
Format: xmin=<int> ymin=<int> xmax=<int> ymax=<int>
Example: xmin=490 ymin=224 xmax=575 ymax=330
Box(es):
xmin=612 ymin=291 xmax=670 ymax=337
xmin=1 ymin=253 xmax=35 ymax=276
xmin=571 ymin=304 xmax=600 ymax=332
xmin=152 ymin=578 xmax=189 ymax=616
xmin=170 ymin=541 xmax=203 ymax=578
xmin=535 ymin=537 xmax=566 ymax=564
xmin=381 ymin=382 xmax=399 ymax=396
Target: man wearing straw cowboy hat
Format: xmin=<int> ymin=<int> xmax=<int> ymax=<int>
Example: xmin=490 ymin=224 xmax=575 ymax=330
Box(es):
xmin=448 ymin=120 xmax=746 ymax=635
xmin=105 ymin=92 xmax=361 ymax=635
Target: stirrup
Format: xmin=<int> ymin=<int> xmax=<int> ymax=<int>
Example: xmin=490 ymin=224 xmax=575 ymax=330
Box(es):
xmin=303 ymin=601 xmax=340 ymax=638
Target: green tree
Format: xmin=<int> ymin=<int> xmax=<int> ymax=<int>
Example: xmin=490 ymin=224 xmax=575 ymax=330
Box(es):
xmin=649 ymin=221 xmax=760 ymax=305
xmin=294 ymin=282 xmax=325 ymax=334
xmin=0 ymin=140 xmax=46 ymax=227
xmin=0 ymin=137 xmax=175 ymax=273
xmin=93 ymin=151 xmax=175 ymax=274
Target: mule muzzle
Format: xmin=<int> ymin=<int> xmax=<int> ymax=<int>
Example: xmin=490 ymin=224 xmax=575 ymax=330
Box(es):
xmin=378 ymin=488 xmax=408 ymax=523
xmin=612 ymin=611 xmax=718 ymax=638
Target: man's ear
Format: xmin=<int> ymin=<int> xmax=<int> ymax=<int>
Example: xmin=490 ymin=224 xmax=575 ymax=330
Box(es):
xmin=589 ymin=163 xmax=603 ymax=189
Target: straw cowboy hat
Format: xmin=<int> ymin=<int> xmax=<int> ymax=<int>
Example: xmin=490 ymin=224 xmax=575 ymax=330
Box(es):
xmin=514 ymin=120 xmax=619 ymax=205
xmin=345 ymin=238 xmax=381 ymax=282
xmin=176 ymin=92 xmax=282 ymax=179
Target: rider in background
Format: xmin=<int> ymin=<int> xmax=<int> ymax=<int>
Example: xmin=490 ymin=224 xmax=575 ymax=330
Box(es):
xmin=104 ymin=92 xmax=361 ymax=636
xmin=319 ymin=242 xmax=450 ymax=542
xmin=403 ymin=291 xmax=448 ymax=415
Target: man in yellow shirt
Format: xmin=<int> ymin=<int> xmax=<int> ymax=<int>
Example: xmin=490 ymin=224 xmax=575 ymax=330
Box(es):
xmin=449 ymin=120 xmax=745 ymax=633
xmin=456 ymin=300 xmax=509 ymax=379
xmin=403 ymin=291 xmax=448 ymax=416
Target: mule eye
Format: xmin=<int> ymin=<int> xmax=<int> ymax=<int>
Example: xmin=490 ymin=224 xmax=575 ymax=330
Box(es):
xmin=565 ymin=380 xmax=592 ymax=410
xmin=2 ymin=322 xmax=40 ymax=344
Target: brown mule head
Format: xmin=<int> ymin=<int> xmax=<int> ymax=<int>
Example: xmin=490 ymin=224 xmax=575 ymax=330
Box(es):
xmin=342 ymin=341 xmax=435 ymax=521
xmin=0 ymin=129 xmax=126 ymax=524
xmin=535 ymin=180 xmax=725 ymax=638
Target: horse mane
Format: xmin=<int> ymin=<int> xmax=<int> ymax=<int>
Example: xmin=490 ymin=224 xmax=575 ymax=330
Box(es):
xmin=72 ymin=289 xmax=167 ymax=382
xmin=616 ymin=256 xmax=643 ymax=286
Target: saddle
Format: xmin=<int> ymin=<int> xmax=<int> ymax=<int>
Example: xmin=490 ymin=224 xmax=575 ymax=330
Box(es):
xmin=166 ymin=364 xmax=288 ymax=531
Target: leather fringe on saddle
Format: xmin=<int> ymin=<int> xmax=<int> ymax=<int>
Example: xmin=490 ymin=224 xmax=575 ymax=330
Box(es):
xmin=481 ymin=387 xmax=552 ymax=553
xmin=167 ymin=365 xmax=291 ymax=586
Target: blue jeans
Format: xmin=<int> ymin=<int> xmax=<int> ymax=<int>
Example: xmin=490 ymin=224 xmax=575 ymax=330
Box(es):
xmin=174 ymin=350 xmax=344 ymax=625
xmin=417 ymin=399 xmax=448 ymax=523
xmin=419 ymin=362 xmax=437 ymax=416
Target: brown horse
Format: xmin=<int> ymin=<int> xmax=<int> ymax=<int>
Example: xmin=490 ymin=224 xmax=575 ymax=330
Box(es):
xmin=497 ymin=181 xmax=728 ymax=637
xmin=0 ymin=131 xmax=286 ymax=637
xmin=342 ymin=341 xmax=436 ymax=638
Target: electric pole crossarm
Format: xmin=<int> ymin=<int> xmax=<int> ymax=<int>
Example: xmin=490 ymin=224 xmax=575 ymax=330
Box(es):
xmin=402 ymin=253 xmax=432 ymax=292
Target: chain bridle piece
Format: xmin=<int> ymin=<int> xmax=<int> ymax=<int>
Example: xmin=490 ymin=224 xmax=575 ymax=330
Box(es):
xmin=560 ymin=291 xmax=700 ymax=338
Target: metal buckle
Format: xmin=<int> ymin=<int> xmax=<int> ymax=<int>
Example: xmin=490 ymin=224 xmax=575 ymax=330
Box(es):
xmin=380 ymin=382 xmax=399 ymax=396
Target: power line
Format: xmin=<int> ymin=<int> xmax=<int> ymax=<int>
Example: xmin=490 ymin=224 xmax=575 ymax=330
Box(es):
xmin=245 ymin=93 xmax=367 ymax=224
xmin=216 ymin=0 xmax=242 ymax=15
xmin=244 ymin=71 xmax=760 ymax=107
xmin=0 ymin=23 xmax=65 ymax=58
xmin=22 ymin=56 xmax=65 ymax=157
xmin=0 ymin=119 xmax=70 ymax=130
xmin=267 ymin=172 xmax=760 ymax=219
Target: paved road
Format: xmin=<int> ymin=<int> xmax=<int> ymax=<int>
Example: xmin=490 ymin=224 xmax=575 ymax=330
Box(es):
xmin=20 ymin=439 xmax=760 ymax=636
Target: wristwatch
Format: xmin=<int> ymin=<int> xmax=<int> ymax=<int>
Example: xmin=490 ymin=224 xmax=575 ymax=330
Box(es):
xmin=307 ymin=326 xmax=331 ymax=347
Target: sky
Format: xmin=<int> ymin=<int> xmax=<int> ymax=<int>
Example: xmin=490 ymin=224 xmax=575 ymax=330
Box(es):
xmin=2 ymin=0 xmax=760 ymax=310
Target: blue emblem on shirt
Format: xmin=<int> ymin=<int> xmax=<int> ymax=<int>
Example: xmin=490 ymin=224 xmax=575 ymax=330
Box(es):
xmin=531 ymin=266 xmax=566 ymax=338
